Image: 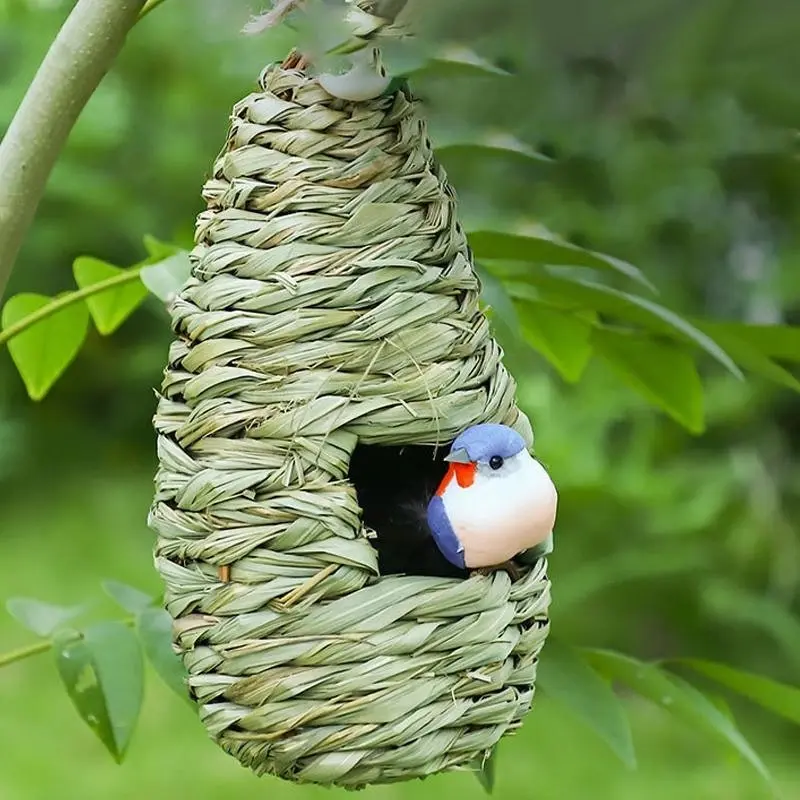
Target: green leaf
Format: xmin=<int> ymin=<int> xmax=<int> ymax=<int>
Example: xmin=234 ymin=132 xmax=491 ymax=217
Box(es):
xmin=699 ymin=321 xmax=800 ymax=364
xmin=382 ymin=37 xmax=515 ymax=83
xmin=139 ymin=252 xmax=192 ymax=303
xmin=296 ymin=0 xmax=357 ymax=57
xmin=556 ymin=546 xmax=708 ymax=611
xmin=691 ymin=323 xmax=800 ymax=393
xmin=142 ymin=234 xmax=183 ymax=261
xmin=54 ymin=621 xmax=144 ymax=762
xmin=137 ymin=607 xmax=189 ymax=702
xmin=586 ymin=649 xmax=773 ymax=787
xmin=379 ymin=37 xmax=434 ymax=78
xmin=473 ymin=745 xmax=497 ymax=794
xmin=102 ymin=581 xmax=154 ymax=614
xmin=83 ymin=622 xmax=144 ymax=758
xmin=468 ymin=230 xmax=652 ymax=290
xmin=54 ymin=630 xmax=117 ymax=758
xmin=500 ymin=270 xmax=743 ymax=380
xmin=477 ymin=266 xmax=521 ymax=338
xmin=705 ymin=691 xmax=737 ymax=725
xmin=6 ymin=597 xmax=85 ymax=637
xmin=592 ymin=328 xmax=705 ymax=433
xmin=641 ymin=0 xmax=743 ymax=95
xmin=677 ymin=659 xmax=800 ymax=726
xmin=73 ymin=258 xmax=148 ymax=335
xmin=1 ymin=293 xmax=89 ymax=400
xmin=701 ymin=582 xmax=800 ymax=670
xmin=434 ymin=132 xmax=552 ymax=165
xmin=518 ymin=303 xmax=593 ymax=382
xmin=426 ymin=44 xmax=510 ymax=77
xmin=538 ymin=639 xmax=636 ymax=769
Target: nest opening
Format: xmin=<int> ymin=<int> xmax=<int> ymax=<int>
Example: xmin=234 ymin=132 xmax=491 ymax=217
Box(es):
xmin=348 ymin=441 xmax=469 ymax=579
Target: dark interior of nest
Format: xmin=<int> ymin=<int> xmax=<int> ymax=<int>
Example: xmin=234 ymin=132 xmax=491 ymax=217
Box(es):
xmin=348 ymin=441 xmax=470 ymax=579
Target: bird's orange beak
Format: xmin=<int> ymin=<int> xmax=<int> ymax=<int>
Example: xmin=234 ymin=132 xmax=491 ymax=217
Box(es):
xmin=436 ymin=459 xmax=477 ymax=495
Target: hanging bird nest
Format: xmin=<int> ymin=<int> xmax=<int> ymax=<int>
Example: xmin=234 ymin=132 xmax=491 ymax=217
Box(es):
xmin=149 ymin=54 xmax=552 ymax=787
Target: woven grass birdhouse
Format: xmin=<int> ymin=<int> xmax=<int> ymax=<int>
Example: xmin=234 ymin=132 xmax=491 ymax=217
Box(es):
xmin=149 ymin=43 xmax=552 ymax=787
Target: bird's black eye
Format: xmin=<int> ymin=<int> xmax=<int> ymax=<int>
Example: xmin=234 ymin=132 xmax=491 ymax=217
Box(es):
xmin=489 ymin=455 xmax=504 ymax=470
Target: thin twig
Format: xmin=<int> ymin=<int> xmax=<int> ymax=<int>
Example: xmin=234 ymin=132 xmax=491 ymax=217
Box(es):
xmin=0 ymin=268 xmax=143 ymax=347
xmin=0 ymin=617 xmax=136 ymax=669
xmin=0 ymin=640 xmax=52 ymax=668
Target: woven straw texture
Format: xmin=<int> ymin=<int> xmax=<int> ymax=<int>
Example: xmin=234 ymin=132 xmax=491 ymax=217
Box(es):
xmin=149 ymin=61 xmax=552 ymax=787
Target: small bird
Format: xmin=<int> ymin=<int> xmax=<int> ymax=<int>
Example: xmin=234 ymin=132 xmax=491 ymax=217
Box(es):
xmin=350 ymin=423 xmax=557 ymax=580
xmin=427 ymin=423 xmax=558 ymax=577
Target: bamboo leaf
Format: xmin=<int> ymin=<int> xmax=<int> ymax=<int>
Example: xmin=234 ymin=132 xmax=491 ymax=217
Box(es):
xmin=427 ymin=44 xmax=510 ymax=77
xmin=73 ymin=257 xmax=147 ymax=335
xmin=539 ymin=639 xmax=636 ymax=769
xmin=701 ymin=581 xmax=800 ymax=670
xmin=1 ymin=293 xmax=89 ymax=400
xmin=592 ymin=327 xmax=705 ymax=433
xmin=677 ymin=659 xmax=800 ymax=726
xmin=469 ymin=230 xmax=652 ymax=289
xmin=382 ymin=40 xmax=511 ymax=79
xmin=500 ymin=270 xmax=743 ymax=380
xmin=434 ymin=131 xmax=552 ymax=164
xmin=641 ymin=0 xmax=744 ymax=94
xmin=691 ymin=322 xmax=800 ymax=393
xmin=477 ymin=266 xmax=521 ymax=339
xmin=518 ymin=302 xmax=593 ymax=382
xmin=586 ymin=650 xmax=774 ymax=788
xmin=557 ymin=547 xmax=708 ymax=611
xmin=699 ymin=321 xmax=800 ymax=364
xmin=379 ymin=37 xmax=434 ymax=78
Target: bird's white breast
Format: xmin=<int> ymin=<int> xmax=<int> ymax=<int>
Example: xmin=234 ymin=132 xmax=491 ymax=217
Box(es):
xmin=440 ymin=451 xmax=557 ymax=568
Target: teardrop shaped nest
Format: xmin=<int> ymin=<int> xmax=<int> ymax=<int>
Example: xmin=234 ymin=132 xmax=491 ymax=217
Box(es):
xmin=149 ymin=59 xmax=552 ymax=788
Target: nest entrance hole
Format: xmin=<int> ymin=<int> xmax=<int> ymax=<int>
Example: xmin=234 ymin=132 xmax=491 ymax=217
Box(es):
xmin=348 ymin=442 xmax=467 ymax=579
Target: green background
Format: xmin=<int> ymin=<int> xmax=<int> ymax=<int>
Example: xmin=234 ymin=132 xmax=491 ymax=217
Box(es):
xmin=2 ymin=1 xmax=800 ymax=798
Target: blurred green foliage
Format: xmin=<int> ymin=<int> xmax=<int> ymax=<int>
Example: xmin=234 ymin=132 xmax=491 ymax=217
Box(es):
xmin=1 ymin=0 xmax=800 ymax=797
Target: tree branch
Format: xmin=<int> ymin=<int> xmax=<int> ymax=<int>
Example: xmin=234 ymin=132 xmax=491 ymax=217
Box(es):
xmin=0 ymin=0 xmax=147 ymax=300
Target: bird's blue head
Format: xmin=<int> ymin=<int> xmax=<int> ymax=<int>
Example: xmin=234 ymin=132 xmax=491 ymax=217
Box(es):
xmin=445 ymin=423 xmax=527 ymax=464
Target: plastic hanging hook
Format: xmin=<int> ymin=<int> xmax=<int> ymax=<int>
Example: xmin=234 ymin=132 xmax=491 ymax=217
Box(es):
xmin=317 ymin=46 xmax=391 ymax=101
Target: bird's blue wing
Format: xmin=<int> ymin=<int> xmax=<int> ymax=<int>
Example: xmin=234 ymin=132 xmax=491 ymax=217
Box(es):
xmin=426 ymin=495 xmax=466 ymax=569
